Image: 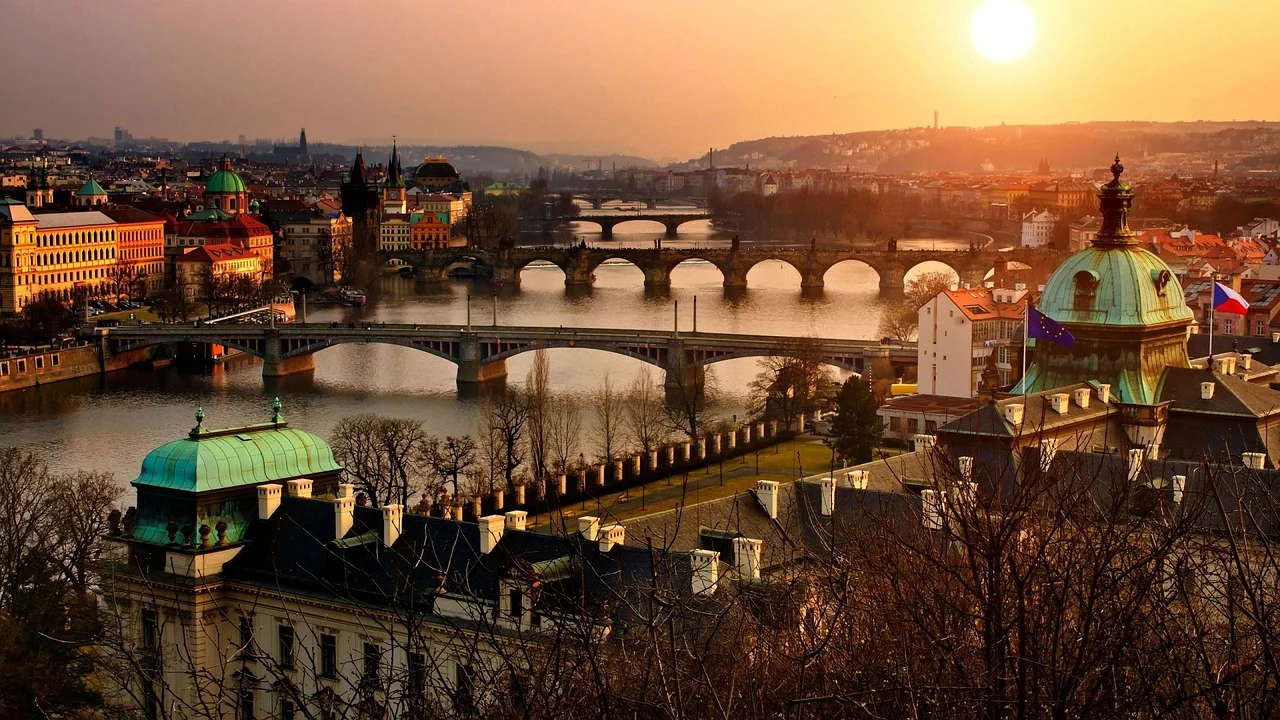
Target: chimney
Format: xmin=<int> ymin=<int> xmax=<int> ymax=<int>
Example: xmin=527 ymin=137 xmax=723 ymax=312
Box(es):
xmin=479 ymin=515 xmax=505 ymax=554
xmin=285 ymin=478 xmax=312 ymax=498
xmin=1049 ymin=393 xmax=1070 ymax=415
xmin=598 ymin=524 xmax=625 ymax=552
xmin=514 ymin=484 xmax=526 ymax=505
xmin=1243 ymin=452 xmax=1267 ymax=470
xmin=1171 ymin=474 xmax=1187 ymax=504
xmin=847 ymin=470 xmax=869 ymax=489
xmin=820 ymin=476 xmax=836 ymax=516
xmin=504 ymin=510 xmax=527 ymax=532
xmin=1014 ymin=282 xmax=1027 ymax=291
xmin=913 ymin=434 xmax=937 ymax=452
xmin=338 ymin=483 xmax=355 ymax=500
xmin=1201 ymin=381 xmax=1216 ymax=400
xmin=1271 ymin=332 xmax=1280 ymax=343
xmin=1096 ymin=384 xmax=1111 ymax=404
xmin=756 ymin=480 xmax=779 ymax=519
xmin=1241 ymin=354 xmax=1253 ymax=371
xmin=732 ymin=537 xmax=763 ymax=581
xmin=1127 ymin=448 xmax=1145 ymax=483
xmin=381 ymin=504 xmax=403 ymax=547
xmin=334 ymin=492 xmax=355 ymax=539
xmin=921 ymin=489 xmax=945 ymax=531
xmin=691 ymin=549 xmax=719 ymax=596
xmin=958 ymin=456 xmax=974 ymax=481
xmin=578 ymin=515 xmax=600 ymax=542
xmin=257 ymin=483 xmax=283 ymax=519
xmin=1004 ymin=404 xmax=1025 ymax=426
xmin=1039 ymin=438 xmax=1059 ymax=472
xmin=1072 ymin=387 xmax=1091 ymax=409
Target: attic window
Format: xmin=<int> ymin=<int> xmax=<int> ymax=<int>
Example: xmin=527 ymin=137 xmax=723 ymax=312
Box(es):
xmin=237 ymin=434 xmax=252 ymax=441
xmin=1151 ymin=269 xmax=1172 ymax=296
xmin=1073 ymin=271 xmax=1098 ymax=311
xmin=965 ymin=305 xmax=990 ymax=315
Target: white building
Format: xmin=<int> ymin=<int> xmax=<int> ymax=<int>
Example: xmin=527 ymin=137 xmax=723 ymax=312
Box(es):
xmin=1020 ymin=209 xmax=1059 ymax=248
xmin=918 ymin=286 xmax=1029 ymax=398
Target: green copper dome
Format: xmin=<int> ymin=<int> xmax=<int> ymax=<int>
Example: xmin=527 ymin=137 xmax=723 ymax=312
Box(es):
xmin=134 ymin=418 xmax=342 ymax=493
xmin=206 ymin=155 xmax=247 ymax=195
xmin=1038 ymin=245 xmax=1193 ymax=327
xmin=76 ymin=178 xmax=107 ymax=196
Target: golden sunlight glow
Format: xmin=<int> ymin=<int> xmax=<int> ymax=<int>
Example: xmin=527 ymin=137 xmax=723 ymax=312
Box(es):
xmin=970 ymin=0 xmax=1037 ymax=63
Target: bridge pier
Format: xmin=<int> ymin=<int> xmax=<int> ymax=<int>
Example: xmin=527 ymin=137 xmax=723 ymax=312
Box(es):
xmin=643 ymin=265 xmax=671 ymax=289
xmin=599 ymin=221 xmax=614 ymax=240
xmin=662 ymin=220 xmax=680 ymax=238
xmin=877 ymin=264 xmax=906 ymax=294
xmin=646 ymin=198 xmax=657 ymax=210
xmin=591 ymin=198 xmax=603 ymax=210
xmin=722 ymin=268 xmax=748 ymax=293
xmin=262 ymin=332 xmax=315 ymax=378
xmin=492 ymin=263 xmax=520 ymax=286
xmin=800 ymin=269 xmax=825 ymax=293
xmin=457 ymin=331 xmax=508 ymax=389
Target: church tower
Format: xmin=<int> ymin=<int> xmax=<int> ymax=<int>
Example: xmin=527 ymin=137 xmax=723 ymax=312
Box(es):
xmin=1014 ymin=156 xmax=1194 ymax=404
xmin=382 ymin=139 xmax=407 ymax=215
xmin=341 ymin=150 xmax=380 ymax=252
xmin=299 ymin=128 xmax=308 ymax=157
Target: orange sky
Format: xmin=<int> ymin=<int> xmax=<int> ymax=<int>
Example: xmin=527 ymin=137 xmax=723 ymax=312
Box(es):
xmin=1 ymin=0 xmax=1274 ymax=160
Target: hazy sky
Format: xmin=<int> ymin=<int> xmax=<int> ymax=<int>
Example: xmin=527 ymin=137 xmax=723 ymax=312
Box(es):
xmin=2 ymin=1 xmax=1275 ymax=160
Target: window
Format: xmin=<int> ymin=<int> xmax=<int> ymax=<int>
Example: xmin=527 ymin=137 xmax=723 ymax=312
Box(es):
xmin=1073 ymin=270 xmax=1098 ymax=311
xmin=1257 ymin=320 xmax=1266 ymax=336
xmin=889 ymin=416 xmax=901 ymax=432
xmin=907 ymin=418 xmax=919 ymax=434
xmin=1224 ymin=319 xmax=1235 ymax=334
xmin=278 ymin=625 xmax=294 ymax=669
xmin=1 ymin=362 xmax=8 ymax=376
xmin=238 ymin=689 xmax=255 ymax=720
xmin=141 ymin=609 xmax=158 ymax=650
xmin=16 ymin=360 xmax=24 ymax=373
xmin=34 ymin=356 xmax=42 ymax=370
xmin=508 ymin=589 xmax=523 ymax=619
xmin=319 ymin=634 xmax=337 ymax=678
xmin=143 ymin=686 xmax=158 ymax=720
xmin=362 ymin=642 xmax=382 ymax=684
xmin=455 ymin=663 xmax=475 ymax=712
xmin=408 ymin=652 xmax=425 ymax=699
xmin=239 ymin=616 xmax=254 ymax=657
xmin=280 ymin=698 xmax=295 ymax=720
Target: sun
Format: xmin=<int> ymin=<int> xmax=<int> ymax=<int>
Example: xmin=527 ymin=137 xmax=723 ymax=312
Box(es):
xmin=970 ymin=0 xmax=1037 ymax=63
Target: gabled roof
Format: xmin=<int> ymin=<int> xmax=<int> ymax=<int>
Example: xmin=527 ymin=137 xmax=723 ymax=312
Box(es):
xmin=940 ymin=383 xmax=1116 ymax=439
xmin=1158 ymin=366 xmax=1280 ymax=419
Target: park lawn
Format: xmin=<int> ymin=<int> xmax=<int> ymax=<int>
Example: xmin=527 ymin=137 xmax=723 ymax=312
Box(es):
xmin=528 ymin=437 xmax=839 ymax=532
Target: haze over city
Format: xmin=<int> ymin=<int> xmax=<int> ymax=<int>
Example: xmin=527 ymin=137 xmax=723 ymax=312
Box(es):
xmin=4 ymin=0 xmax=1278 ymax=158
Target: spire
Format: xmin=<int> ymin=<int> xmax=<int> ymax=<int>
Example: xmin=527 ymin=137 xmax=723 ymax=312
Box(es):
xmin=349 ymin=149 xmax=368 ymax=186
xmin=386 ymin=137 xmax=404 ymax=188
xmin=1093 ymin=154 xmax=1136 ymax=247
xmin=299 ymin=128 xmax=307 ymax=154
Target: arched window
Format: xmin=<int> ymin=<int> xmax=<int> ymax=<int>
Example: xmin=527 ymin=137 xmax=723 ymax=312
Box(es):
xmin=1073 ymin=271 xmax=1098 ymax=311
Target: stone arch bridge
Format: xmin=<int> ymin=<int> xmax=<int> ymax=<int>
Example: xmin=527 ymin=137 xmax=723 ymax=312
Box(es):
xmin=393 ymin=246 xmax=1068 ymax=292
xmin=541 ymin=211 xmax=715 ymax=238
xmin=90 ymin=323 xmax=916 ymax=389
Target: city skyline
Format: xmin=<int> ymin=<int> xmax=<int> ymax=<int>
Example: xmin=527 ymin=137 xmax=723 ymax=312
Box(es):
xmin=4 ymin=0 xmax=1278 ymax=159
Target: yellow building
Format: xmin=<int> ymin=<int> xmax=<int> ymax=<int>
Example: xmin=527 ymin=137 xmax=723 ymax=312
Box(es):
xmin=175 ymin=244 xmax=263 ymax=301
xmin=0 ymin=200 xmax=120 ymax=314
xmin=104 ymin=207 xmax=167 ymax=296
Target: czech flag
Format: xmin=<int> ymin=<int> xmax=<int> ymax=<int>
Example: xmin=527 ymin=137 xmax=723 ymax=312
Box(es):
xmin=1213 ymin=281 xmax=1250 ymax=315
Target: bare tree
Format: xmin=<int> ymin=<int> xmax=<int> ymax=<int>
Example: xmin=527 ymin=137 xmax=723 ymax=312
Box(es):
xmin=624 ymin=366 xmax=667 ymax=453
xmin=525 ymin=350 xmax=552 ymax=482
xmin=422 ymin=435 xmax=477 ymax=500
xmin=663 ymin=366 xmax=719 ymax=441
xmin=546 ymin=395 xmax=583 ymax=475
xmin=877 ymin=270 xmax=955 ymax=341
xmin=592 ymin=372 xmax=627 ymax=462
xmin=330 ymin=414 xmax=428 ymax=506
xmin=747 ymin=337 xmax=836 ymax=421
xmin=480 ymin=390 xmax=529 ymax=493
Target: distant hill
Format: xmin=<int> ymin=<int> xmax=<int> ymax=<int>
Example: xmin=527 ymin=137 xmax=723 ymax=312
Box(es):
xmin=688 ymin=121 xmax=1280 ymax=174
xmin=316 ymin=144 xmax=657 ymax=177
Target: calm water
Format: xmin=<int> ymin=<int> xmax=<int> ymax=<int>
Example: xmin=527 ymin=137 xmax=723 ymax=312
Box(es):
xmin=0 ymin=215 xmax=964 ymax=490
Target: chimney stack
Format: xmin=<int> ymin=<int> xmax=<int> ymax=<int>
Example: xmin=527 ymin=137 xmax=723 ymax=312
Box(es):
xmin=504 ymin=510 xmax=527 ymax=532
xmin=1096 ymin=384 xmax=1111 ymax=404
xmin=479 ymin=515 xmax=505 ymax=554
xmin=1049 ymin=393 xmax=1070 ymax=415
xmin=257 ymin=483 xmax=283 ymax=519
xmin=921 ymin=489 xmax=945 ymax=531
xmin=381 ymin=504 xmax=403 ymax=547
xmin=578 ymin=516 xmax=600 ymax=542
xmin=1243 ymin=452 xmax=1266 ymax=470
xmin=958 ymin=456 xmax=974 ymax=481
xmin=334 ymin=488 xmax=355 ymax=539
xmin=1171 ymin=474 xmax=1187 ymax=504
xmin=1072 ymin=387 xmax=1091 ymax=409
xmin=847 ymin=470 xmax=869 ymax=489
xmin=1039 ymin=438 xmax=1059 ymax=472
xmin=1127 ymin=448 xmax=1145 ymax=483
xmin=913 ymin=434 xmax=937 ymax=451
xmin=820 ymin=476 xmax=836 ymax=516
xmin=285 ymin=478 xmax=312 ymax=498
xmin=756 ymin=480 xmax=779 ymax=519
xmin=1004 ymin=404 xmax=1025 ymax=426
xmin=598 ymin=524 xmax=625 ymax=552
xmin=1201 ymin=381 xmax=1216 ymax=400
xmin=691 ymin=549 xmax=719 ymax=596
xmin=732 ymin=537 xmax=762 ymax=581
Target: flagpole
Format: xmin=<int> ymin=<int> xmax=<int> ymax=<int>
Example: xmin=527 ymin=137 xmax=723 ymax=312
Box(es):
xmin=1022 ymin=298 xmax=1029 ymax=398
xmin=1208 ymin=283 xmax=1215 ymax=364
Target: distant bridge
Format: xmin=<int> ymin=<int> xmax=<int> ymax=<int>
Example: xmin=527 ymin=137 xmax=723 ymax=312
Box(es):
xmin=89 ymin=323 xmax=916 ymax=389
xmin=391 ymin=245 xmax=1069 ymax=292
xmin=540 ymin=210 xmax=716 ymax=238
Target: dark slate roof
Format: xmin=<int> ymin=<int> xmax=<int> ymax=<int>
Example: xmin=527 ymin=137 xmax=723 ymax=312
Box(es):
xmin=1189 ymin=353 xmax=1279 ymax=384
xmin=1158 ymin=366 xmax=1280 ymax=419
xmin=1187 ymin=334 xmax=1280 ymax=366
xmin=941 ymin=382 xmax=1115 ymax=439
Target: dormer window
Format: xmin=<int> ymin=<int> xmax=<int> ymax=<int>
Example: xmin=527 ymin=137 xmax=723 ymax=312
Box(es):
xmin=1073 ymin=271 xmax=1098 ymax=311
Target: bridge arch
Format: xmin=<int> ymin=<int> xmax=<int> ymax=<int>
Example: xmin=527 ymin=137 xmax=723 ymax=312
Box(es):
xmin=820 ymin=258 xmax=882 ymax=286
xmin=688 ymin=348 xmax=861 ymax=374
xmin=278 ymin=336 xmax=461 ymax=366
xmin=110 ymin=335 xmax=268 ymax=359
xmin=512 ymin=255 xmax=569 ymax=282
xmin=481 ymin=339 xmax=671 ymax=370
xmin=665 ymin=256 xmax=729 ymax=284
xmin=903 ymin=259 xmax=963 ymax=286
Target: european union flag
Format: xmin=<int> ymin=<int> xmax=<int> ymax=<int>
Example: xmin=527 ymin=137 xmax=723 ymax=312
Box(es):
xmin=1027 ymin=306 xmax=1074 ymax=348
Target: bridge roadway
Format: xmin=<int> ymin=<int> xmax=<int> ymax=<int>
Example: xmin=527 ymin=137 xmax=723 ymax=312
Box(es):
xmin=91 ymin=322 xmax=917 ymax=389
xmin=393 ymin=245 xmax=1069 ymax=292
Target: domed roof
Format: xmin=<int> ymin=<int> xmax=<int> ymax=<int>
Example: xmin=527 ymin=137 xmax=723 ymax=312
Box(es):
xmin=134 ymin=409 xmax=342 ymax=493
xmin=76 ymin=178 xmax=107 ymax=196
xmin=1039 ymin=246 xmax=1194 ymax=328
xmin=206 ymin=155 xmax=247 ymax=195
xmin=1037 ymin=155 xmax=1193 ymax=328
xmin=414 ymin=156 xmax=459 ymax=180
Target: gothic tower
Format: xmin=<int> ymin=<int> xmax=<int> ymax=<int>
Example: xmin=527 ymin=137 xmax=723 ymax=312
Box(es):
xmin=382 ymin=139 xmax=406 ymax=215
xmin=341 ymin=150 xmax=380 ymax=253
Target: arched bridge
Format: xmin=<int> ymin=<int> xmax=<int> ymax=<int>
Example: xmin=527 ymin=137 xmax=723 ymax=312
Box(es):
xmin=545 ymin=211 xmax=715 ymax=239
xmin=89 ymin=323 xmax=916 ymax=388
xmin=392 ymin=246 xmax=1069 ymax=292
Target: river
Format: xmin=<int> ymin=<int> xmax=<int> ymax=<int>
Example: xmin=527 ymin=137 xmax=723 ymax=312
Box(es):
xmin=0 ymin=215 xmax=967 ymax=490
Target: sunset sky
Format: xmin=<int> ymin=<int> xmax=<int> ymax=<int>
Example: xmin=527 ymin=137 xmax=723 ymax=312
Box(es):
xmin=2 ymin=0 xmax=1274 ymax=160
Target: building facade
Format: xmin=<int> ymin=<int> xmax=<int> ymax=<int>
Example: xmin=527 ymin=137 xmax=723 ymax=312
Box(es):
xmin=175 ymin=244 xmax=263 ymax=300
xmin=103 ymin=207 xmax=166 ymax=296
xmin=277 ymin=211 xmax=352 ymax=287
xmin=1020 ymin=208 xmax=1058 ymax=248
xmin=411 ymin=212 xmax=451 ymax=250
xmin=918 ymin=286 xmax=1028 ymax=398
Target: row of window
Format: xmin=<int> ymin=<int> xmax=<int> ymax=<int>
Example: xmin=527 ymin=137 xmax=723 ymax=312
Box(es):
xmin=37 ymin=229 xmax=116 ymax=247
xmin=0 ymin=353 xmax=59 ymax=377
